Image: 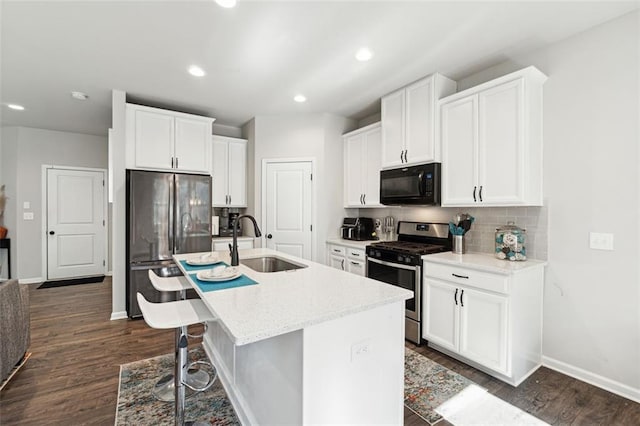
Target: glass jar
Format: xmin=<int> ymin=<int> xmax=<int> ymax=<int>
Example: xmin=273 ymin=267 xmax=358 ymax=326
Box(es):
xmin=495 ymin=221 xmax=526 ymax=261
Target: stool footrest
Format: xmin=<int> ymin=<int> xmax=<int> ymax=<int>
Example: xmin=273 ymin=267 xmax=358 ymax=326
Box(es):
xmin=182 ymin=360 xmax=217 ymax=392
xmin=187 ymin=322 xmax=208 ymax=339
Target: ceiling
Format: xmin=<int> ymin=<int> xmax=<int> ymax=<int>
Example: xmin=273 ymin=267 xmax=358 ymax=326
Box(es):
xmin=1 ymin=1 xmax=638 ymax=136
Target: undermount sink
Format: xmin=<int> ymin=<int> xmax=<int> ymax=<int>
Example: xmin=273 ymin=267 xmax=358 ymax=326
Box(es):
xmin=240 ymin=256 xmax=308 ymax=273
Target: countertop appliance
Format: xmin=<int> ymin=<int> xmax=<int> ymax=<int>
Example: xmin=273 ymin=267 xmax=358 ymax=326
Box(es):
xmin=380 ymin=162 xmax=441 ymax=206
xmin=366 ymin=221 xmax=451 ymax=344
xmin=126 ymin=170 xmax=211 ymax=318
xmin=341 ymin=217 xmax=378 ymax=241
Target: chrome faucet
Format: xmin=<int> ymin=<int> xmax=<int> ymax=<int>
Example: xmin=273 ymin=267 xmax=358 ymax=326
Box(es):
xmin=230 ymin=214 xmax=262 ymax=266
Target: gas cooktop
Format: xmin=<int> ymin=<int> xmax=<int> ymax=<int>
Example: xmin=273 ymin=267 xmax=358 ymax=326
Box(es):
xmin=368 ymin=240 xmax=448 ymax=256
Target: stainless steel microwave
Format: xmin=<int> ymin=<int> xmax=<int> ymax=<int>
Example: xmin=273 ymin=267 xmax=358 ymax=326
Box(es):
xmin=380 ymin=163 xmax=441 ymax=205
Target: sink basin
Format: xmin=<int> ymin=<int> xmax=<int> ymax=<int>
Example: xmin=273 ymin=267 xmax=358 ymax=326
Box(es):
xmin=240 ymin=256 xmax=307 ymax=273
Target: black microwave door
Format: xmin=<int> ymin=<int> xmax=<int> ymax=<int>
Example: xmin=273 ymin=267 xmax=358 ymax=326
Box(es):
xmin=380 ymin=170 xmax=424 ymax=202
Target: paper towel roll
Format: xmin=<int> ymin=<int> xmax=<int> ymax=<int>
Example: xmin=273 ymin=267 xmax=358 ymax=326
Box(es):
xmin=212 ymin=216 xmax=220 ymax=236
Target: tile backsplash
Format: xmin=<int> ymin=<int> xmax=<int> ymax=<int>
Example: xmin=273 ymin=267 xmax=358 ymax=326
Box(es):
xmin=356 ymin=202 xmax=549 ymax=260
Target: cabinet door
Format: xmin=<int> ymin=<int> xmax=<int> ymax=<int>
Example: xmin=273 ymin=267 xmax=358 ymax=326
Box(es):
xmin=211 ymin=138 xmax=229 ymax=207
xmin=458 ymin=287 xmax=509 ymax=375
xmin=347 ymin=259 xmax=365 ymax=276
xmin=134 ymin=109 xmax=174 ymax=170
xmin=405 ymin=77 xmax=435 ymax=164
xmin=344 ymin=134 xmax=365 ymax=207
xmin=363 ymin=128 xmax=382 ymax=206
xmin=227 ymin=140 xmax=247 ymax=207
xmin=441 ymin=96 xmax=478 ymax=206
xmin=423 ymin=278 xmax=458 ymax=352
xmin=329 ymin=254 xmax=345 ymax=271
xmin=174 ymin=117 xmax=211 ymax=173
xmin=478 ymin=78 xmax=525 ymax=205
xmin=381 ymin=89 xmax=405 ymax=168
xmin=237 ymin=240 xmax=254 ymax=250
xmin=213 ymin=241 xmax=231 ymax=252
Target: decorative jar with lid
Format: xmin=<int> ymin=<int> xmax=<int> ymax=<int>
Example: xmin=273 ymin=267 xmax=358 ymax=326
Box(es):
xmin=495 ymin=221 xmax=526 ymax=261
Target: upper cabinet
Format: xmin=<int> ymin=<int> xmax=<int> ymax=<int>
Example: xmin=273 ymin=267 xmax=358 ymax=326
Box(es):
xmin=440 ymin=66 xmax=547 ymax=207
xmin=212 ymin=135 xmax=247 ymax=208
xmin=126 ymin=103 xmax=214 ymax=174
xmin=343 ymin=122 xmax=382 ymax=208
xmin=381 ymin=74 xmax=457 ymax=168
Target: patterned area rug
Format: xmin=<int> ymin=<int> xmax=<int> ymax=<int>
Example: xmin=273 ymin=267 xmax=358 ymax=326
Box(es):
xmin=116 ymin=345 xmax=481 ymax=425
xmin=115 ymin=346 xmax=239 ymax=425
xmin=405 ymin=347 xmax=480 ymax=425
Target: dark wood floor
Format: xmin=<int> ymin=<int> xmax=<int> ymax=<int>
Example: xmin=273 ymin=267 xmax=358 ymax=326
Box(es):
xmin=1 ymin=278 xmax=638 ymax=425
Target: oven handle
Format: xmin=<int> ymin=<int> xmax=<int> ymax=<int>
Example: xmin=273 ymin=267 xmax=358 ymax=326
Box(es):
xmin=366 ymin=256 xmax=420 ymax=271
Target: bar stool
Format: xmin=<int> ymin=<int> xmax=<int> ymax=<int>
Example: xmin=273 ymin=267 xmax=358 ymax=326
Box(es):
xmin=137 ymin=292 xmax=217 ymax=426
xmin=147 ymin=270 xmax=210 ymax=402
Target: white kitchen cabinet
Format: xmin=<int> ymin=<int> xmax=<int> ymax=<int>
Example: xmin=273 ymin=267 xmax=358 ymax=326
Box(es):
xmin=326 ymin=241 xmax=366 ymax=276
xmin=381 ymin=74 xmax=456 ymax=168
xmin=126 ymin=103 xmax=213 ymax=173
xmin=212 ymin=135 xmax=247 ymax=208
xmin=343 ymin=122 xmax=382 ymax=208
xmin=423 ymin=253 xmax=544 ymax=386
xmin=212 ymin=238 xmax=254 ymax=252
xmin=440 ymin=66 xmax=547 ymax=207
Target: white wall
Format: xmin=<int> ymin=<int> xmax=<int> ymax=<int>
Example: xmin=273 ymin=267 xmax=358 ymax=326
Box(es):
xmin=0 ymin=126 xmax=108 ymax=282
xmin=455 ymin=11 xmax=639 ymax=398
xmin=250 ymin=114 xmax=356 ymax=262
xmin=111 ymin=90 xmax=127 ymax=320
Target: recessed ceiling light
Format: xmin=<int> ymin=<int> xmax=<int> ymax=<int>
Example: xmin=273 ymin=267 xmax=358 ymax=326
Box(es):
xmin=355 ymin=47 xmax=374 ymax=62
xmin=7 ymin=103 xmax=25 ymax=111
xmin=71 ymin=91 xmax=89 ymax=101
xmin=294 ymin=94 xmax=307 ymax=103
xmin=188 ymin=65 xmax=206 ymax=77
xmin=215 ymin=0 xmax=237 ymax=8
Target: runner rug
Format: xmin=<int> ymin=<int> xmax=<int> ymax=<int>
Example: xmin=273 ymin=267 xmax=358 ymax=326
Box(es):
xmin=116 ymin=345 xmax=542 ymax=425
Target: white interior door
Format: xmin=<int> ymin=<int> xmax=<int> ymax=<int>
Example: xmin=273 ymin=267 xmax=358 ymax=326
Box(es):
xmin=47 ymin=168 xmax=106 ymax=279
xmin=264 ymin=161 xmax=313 ymax=260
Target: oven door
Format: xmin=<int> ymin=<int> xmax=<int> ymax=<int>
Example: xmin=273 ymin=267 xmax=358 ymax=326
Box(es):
xmin=366 ymin=257 xmax=421 ymax=321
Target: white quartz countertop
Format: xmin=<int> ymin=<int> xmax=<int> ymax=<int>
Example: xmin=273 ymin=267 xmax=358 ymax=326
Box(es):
xmin=422 ymin=252 xmax=546 ymax=275
xmin=175 ymin=248 xmax=412 ymax=346
xmin=325 ymin=238 xmax=374 ymax=250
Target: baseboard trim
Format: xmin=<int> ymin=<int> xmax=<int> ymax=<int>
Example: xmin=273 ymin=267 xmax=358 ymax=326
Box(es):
xmin=542 ymin=355 xmax=640 ymax=403
xmin=19 ymin=277 xmax=44 ymax=284
xmin=110 ymin=311 xmax=128 ymax=321
xmin=106 ymin=271 xmax=113 ymax=276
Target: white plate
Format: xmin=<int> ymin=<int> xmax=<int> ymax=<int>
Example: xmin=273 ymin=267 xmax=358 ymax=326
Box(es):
xmin=196 ymin=266 xmax=241 ymax=282
xmin=186 ymin=254 xmax=219 ymax=266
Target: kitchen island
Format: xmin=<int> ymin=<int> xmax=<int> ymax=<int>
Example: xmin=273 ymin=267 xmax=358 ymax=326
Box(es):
xmin=175 ymin=248 xmax=411 ymax=425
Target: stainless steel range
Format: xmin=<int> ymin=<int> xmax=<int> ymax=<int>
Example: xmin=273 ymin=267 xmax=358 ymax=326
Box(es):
xmin=365 ymin=221 xmax=451 ymax=344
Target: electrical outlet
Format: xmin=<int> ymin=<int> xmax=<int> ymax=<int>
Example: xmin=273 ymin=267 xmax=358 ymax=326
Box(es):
xmin=23 ymin=211 xmax=34 ymax=220
xmin=351 ymin=340 xmax=372 ymax=362
xmin=589 ymin=232 xmax=614 ymax=251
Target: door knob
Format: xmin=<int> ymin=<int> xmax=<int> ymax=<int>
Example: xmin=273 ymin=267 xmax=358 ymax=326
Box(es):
xmin=266 ymin=234 xmax=273 ymax=239
xmin=49 ymin=231 xmax=55 ymax=235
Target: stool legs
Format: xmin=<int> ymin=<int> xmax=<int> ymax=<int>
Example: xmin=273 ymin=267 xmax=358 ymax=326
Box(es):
xmin=176 ymin=327 xmax=188 ymax=426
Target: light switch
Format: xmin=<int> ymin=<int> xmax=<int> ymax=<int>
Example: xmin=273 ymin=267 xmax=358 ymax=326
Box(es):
xmin=23 ymin=212 xmax=34 ymax=220
xmin=589 ymin=232 xmax=614 ymax=251
xmin=23 ymin=201 xmax=30 ymax=209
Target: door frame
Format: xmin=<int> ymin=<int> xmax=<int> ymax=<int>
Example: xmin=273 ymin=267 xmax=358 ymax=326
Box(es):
xmin=261 ymin=158 xmax=316 ymax=261
xmin=41 ymin=165 xmax=109 ymax=280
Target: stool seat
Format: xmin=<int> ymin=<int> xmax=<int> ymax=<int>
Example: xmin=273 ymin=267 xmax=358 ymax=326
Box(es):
xmin=148 ymin=270 xmax=191 ymax=293
xmin=137 ymin=293 xmax=215 ymax=329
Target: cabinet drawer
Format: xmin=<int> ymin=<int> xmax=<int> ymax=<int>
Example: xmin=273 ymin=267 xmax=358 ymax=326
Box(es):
xmin=347 ymin=248 xmax=365 ymax=260
xmin=328 ymin=245 xmax=346 ymax=256
xmin=424 ymin=262 xmax=509 ymax=294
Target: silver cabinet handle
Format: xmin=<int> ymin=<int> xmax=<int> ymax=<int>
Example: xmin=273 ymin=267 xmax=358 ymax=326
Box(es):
xmin=175 ymin=157 xmax=179 ymax=168
xmin=171 ymin=157 xmax=174 ymax=168
xmin=363 ymin=194 xmax=366 ymax=204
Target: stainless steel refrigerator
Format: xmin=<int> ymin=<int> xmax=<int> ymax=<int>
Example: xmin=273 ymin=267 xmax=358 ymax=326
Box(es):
xmin=126 ymin=170 xmax=211 ymax=318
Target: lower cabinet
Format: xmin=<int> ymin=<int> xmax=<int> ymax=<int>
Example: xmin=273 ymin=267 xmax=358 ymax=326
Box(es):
xmin=425 ymin=278 xmax=509 ymax=375
xmin=423 ymin=256 xmax=544 ymax=386
xmin=326 ymin=242 xmax=366 ymax=276
xmin=212 ymin=238 xmax=254 ymax=252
